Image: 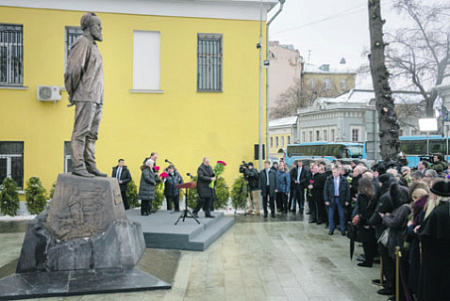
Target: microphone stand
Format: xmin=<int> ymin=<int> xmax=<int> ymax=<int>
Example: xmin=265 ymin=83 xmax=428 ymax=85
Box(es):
xmin=174 ymin=173 xmax=200 ymax=225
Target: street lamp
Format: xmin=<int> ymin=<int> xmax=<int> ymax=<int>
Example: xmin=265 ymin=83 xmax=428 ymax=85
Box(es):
xmin=418 ymin=118 xmax=438 ymax=154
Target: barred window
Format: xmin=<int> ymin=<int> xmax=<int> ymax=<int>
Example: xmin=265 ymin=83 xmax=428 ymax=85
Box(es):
xmin=197 ymin=34 xmax=223 ymax=92
xmin=0 ymin=142 xmax=24 ymax=189
xmin=64 ymin=141 xmax=72 ymax=173
xmin=0 ymin=24 xmax=23 ymax=86
xmin=65 ymin=26 xmax=83 ymax=65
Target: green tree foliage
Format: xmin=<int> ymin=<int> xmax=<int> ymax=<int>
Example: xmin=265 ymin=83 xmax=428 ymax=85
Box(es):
xmin=231 ymin=176 xmax=248 ymax=210
xmin=49 ymin=182 xmax=56 ymax=200
xmin=214 ymin=177 xmax=229 ymax=210
xmin=25 ymin=176 xmax=47 ymax=215
xmin=126 ymin=180 xmax=139 ymax=209
xmin=153 ymin=183 xmax=164 ymax=210
xmin=187 ymin=176 xmax=199 ymax=209
xmin=0 ymin=177 xmax=20 ymax=216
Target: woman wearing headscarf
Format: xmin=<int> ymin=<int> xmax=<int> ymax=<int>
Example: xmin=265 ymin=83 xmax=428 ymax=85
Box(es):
xmin=406 ymin=185 xmax=429 ymax=298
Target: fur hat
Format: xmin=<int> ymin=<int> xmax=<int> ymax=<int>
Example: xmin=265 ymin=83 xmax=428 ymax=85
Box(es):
xmin=430 ymin=180 xmax=450 ymax=197
xmin=390 ymin=183 xmax=411 ymax=208
xmin=379 ymin=173 xmax=394 ymax=184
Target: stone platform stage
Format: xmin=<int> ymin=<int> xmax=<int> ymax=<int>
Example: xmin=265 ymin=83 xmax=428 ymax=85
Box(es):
xmin=126 ymin=209 xmax=235 ymax=251
xmin=0 ymin=268 xmax=170 ymax=300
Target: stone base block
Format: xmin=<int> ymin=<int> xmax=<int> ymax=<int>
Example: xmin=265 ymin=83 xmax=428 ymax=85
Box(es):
xmin=16 ymin=213 xmax=146 ymax=273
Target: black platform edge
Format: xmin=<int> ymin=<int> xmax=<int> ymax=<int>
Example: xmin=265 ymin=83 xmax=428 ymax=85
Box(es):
xmin=0 ymin=268 xmax=171 ymax=300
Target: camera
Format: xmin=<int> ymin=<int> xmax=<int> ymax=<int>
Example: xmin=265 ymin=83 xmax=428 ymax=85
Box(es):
xmin=239 ymin=161 xmax=249 ymax=174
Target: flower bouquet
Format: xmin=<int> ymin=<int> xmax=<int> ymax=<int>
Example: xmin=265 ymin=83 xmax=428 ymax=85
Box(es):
xmin=209 ymin=160 xmax=227 ymax=188
xmin=160 ymin=171 xmax=169 ymax=181
xmin=308 ymin=180 xmax=314 ymax=197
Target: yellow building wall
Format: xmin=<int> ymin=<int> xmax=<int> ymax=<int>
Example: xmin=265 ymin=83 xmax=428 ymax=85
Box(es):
xmin=0 ymin=6 xmax=267 ymax=195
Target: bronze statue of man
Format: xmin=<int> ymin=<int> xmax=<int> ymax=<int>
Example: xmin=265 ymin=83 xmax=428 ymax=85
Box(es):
xmin=64 ymin=12 xmax=107 ymax=177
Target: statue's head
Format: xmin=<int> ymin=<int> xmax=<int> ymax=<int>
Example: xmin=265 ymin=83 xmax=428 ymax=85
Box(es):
xmin=81 ymin=12 xmax=102 ymax=42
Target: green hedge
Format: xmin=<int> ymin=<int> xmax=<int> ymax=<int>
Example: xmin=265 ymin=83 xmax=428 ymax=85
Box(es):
xmin=0 ymin=177 xmax=20 ymax=216
xmin=126 ymin=180 xmax=139 ymax=209
xmin=231 ymin=176 xmax=248 ymax=211
xmin=25 ymin=176 xmax=47 ymax=215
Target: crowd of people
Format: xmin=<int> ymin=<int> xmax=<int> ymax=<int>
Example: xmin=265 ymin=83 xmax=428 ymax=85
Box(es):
xmin=112 ymin=152 xmax=449 ymax=300
xmin=242 ymin=155 xmax=450 ymax=301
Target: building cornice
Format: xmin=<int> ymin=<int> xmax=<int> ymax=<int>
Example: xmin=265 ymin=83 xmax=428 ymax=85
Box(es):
xmin=0 ymin=0 xmax=278 ymax=21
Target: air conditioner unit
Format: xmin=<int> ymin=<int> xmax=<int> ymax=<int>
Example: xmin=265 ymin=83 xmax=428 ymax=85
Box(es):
xmin=37 ymin=86 xmax=62 ymax=101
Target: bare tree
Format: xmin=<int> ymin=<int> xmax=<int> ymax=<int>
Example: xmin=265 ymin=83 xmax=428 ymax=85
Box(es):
xmin=270 ymin=78 xmax=308 ymax=119
xmin=270 ymin=77 xmax=346 ymax=119
xmin=386 ymin=0 xmax=450 ymax=117
xmin=368 ymin=0 xmax=400 ymax=161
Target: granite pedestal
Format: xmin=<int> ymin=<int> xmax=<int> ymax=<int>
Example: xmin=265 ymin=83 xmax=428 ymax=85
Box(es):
xmin=0 ymin=174 xmax=171 ymax=300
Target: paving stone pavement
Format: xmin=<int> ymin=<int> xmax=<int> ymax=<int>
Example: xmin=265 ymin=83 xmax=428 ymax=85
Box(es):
xmin=0 ymin=215 xmax=387 ymax=301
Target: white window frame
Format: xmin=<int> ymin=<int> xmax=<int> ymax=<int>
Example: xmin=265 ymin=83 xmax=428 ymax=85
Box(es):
xmin=132 ymin=30 xmax=162 ymax=93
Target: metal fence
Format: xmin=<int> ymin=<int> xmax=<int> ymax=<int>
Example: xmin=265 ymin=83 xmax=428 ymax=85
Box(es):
xmin=0 ymin=24 xmax=23 ymax=85
xmin=197 ymin=34 xmax=222 ymax=92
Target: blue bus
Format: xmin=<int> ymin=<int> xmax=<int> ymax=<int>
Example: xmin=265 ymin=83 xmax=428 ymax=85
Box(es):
xmin=399 ymin=135 xmax=446 ymax=168
xmin=285 ymin=142 xmax=365 ymax=166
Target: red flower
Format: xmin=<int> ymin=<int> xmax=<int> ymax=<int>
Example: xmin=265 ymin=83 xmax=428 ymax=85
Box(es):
xmin=153 ymin=166 xmax=160 ymax=171
xmin=310 ymin=180 xmax=314 ymax=184
xmin=217 ymin=160 xmax=227 ymax=166
xmin=160 ymin=172 xmax=169 ymax=179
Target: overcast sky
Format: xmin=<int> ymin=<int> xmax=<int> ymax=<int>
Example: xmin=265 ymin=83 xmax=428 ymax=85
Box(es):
xmin=267 ymin=0 xmax=401 ymax=71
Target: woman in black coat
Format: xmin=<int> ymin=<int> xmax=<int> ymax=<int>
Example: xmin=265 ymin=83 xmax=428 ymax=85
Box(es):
xmin=138 ymin=158 xmax=159 ymax=216
xmin=418 ymin=180 xmax=450 ymax=301
xmin=355 ymin=177 xmax=377 ymax=267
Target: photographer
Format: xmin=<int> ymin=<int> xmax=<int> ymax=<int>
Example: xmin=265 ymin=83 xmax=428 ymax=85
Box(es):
xmin=430 ymin=153 xmax=447 ymax=174
xmin=241 ymin=162 xmax=261 ymax=215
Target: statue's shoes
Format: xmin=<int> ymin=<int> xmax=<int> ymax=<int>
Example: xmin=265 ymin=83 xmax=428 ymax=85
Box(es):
xmin=72 ymin=170 xmax=95 ymax=178
xmin=88 ymin=169 xmax=108 ymax=177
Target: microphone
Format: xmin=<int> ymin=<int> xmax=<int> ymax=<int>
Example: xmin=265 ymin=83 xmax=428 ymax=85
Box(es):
xmin=165 ymin=159 xmax=173 ymax=164
xmin=186 ymin=173 xmax=195 ymax=179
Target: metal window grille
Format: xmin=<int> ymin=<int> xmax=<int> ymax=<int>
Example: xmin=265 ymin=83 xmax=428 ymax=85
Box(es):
xmin=0 ymin=24 xmax=23 ymax=85
xmin=197 ymin=34 xmax=223 ymax=92
xmin=65 ymin=26 xmax=83 ymax=63
xmin=352 ymin=129 xmax=359 ymax=142
xmin=64 ymin=141 xmax=72 ymax=173
xmin=0 ymin=142 xmax=24 ymax=188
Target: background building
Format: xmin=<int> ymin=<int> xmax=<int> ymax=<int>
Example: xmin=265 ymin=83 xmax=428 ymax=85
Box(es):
xmin=268 ymin=116 xmax=297 ymax=161
xmin=0 ymin=0 xmax=278 ymax=195
xmin=300 ymin=62 xmax=356 ymax=102
xmin=268 ymin=41 xmax=302 ymax=111
xmin=297 ymin=89 xmax=425 ymax=160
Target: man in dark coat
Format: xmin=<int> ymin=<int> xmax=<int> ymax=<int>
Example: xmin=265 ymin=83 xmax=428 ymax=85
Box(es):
xmin=307 ymin=164 xmax=319 ymax=223
xmin=288 ymin=162 xmax=296 ymax=210
xmin=313 ymin=165 xmax=329 ymax=225
xmin=259 ymin=161 xmax=277 ymax=218
xmin=324 ymin=166 xmax=350 ymax=235
xmin=193 ymin=157 xmax=216 ymax=218
xmin=243 ymin=162 xmax=261 ymax=215
xmin=418 ymin=180 xmax=450 ymax=301
xmin=112 ymin=159 xmax=132 ymax=210
xmin=291 ymin=160 xmax=308 ymax=214
xmin=164 ymin=165 xmax=184 ymax=212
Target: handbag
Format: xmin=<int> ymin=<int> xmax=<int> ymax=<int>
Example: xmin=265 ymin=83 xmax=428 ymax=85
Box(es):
xmin=378 ymin=228 xmax=390 ymax=247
